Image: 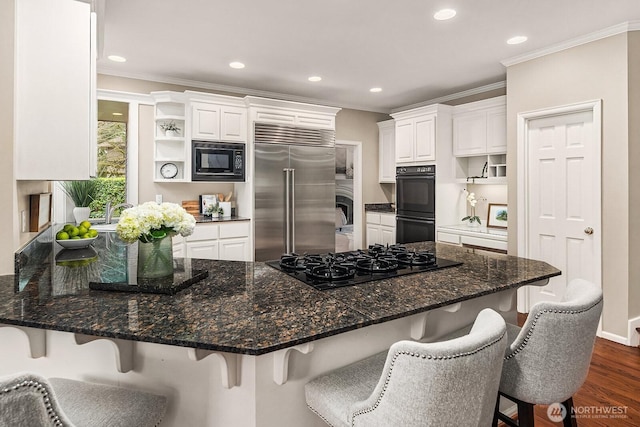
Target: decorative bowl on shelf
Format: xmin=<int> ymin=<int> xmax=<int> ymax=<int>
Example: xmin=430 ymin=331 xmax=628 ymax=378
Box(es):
xmin=56 ymin=236 xmax=97 ymax=249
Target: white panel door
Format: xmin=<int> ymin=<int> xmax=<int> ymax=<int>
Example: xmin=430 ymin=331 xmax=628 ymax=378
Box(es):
xmin=453 ymin=112 xmax=486 ymax=156
xmin=219 ymin=238 xmax=250 ymax=261
xmin=220 ymin=106 xmax=247 ymax=142
xmin=366 ymin=225 xmax=381 ymax=246
xmin=414 ymin=115 xmax=436 ymax=162
xmin=486 ymin=107 xmax=507 ymax=153
xmin=192 ymin=103 xmax=220 ymax=140
xmin=395 ymin=119 xmax=414 ymax=164
xmin=527 ymin=110 xmax=599 ymax=305
xmin=186 ymin=241 xmax=219 ymax=260
xmin=380 ymin=227 xmax=396 ymax=246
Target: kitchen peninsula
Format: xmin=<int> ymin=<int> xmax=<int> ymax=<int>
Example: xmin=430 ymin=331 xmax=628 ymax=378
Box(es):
xmin=0 ymin=231 xmax=559 ymax=426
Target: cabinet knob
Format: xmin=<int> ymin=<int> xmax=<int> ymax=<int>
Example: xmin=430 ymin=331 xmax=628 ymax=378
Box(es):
xmin=584 ymin=227 xmax=594 ymax=235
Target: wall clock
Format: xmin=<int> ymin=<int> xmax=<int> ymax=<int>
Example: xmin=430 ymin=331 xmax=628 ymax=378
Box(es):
xmin=160 ymin=162 xmax=178 ymax=179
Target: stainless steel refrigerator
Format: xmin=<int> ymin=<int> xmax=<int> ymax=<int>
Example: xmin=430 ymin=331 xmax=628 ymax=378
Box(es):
xmin=254 ymin=123 xmax=336 ymax=261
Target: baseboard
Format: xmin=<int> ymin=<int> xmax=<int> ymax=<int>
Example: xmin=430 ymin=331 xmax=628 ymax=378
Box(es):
xmin=599 ymin=330 xmax=629 ymax=346
xmin=628 ymin=316 xmax=640 ymax=347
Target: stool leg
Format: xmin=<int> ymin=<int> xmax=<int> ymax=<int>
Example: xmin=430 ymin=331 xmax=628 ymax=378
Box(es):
xmin=562 ymin=397 xmax=577 ymax=427
xmin=517 ymin=401 xmax=535 ymax=427
xmin=492 ymin=393 xmax=500 ymax=427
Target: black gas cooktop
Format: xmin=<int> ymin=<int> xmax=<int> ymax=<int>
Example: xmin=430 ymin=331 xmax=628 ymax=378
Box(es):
xmin=266 ymin=244 xmax=462 ymax=291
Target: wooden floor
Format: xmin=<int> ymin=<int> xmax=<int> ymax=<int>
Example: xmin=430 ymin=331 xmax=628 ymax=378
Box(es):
xmin=499 ymin=315 xmax=640 ymax=426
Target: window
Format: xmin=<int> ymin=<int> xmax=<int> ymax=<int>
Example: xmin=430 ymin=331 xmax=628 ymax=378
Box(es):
xmin=91 ymin=100 xmax=128 ymax=218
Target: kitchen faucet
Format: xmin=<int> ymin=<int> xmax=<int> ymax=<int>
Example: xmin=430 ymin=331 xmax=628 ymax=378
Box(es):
xmin=104 ymin=201 xmax=134 ymax=224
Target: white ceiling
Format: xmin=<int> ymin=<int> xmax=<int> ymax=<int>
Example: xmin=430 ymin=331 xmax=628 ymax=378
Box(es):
xmin=97 ymin=0 xmax=640 ymax=113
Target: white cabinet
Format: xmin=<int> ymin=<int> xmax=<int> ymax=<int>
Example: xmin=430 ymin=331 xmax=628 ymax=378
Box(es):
xmin=391 ymin=104 xmax=451 ymax=166
xmin=14 ymin=0 xmax=96 ymax=180
xmin=366 ymin=212 xmax=396 ymax=246
xmin=191 ymin=101 xmax=247 ymax=142
xmin=436 ymin=225 xmax=507 ymax=253
xmin=178 ymin=221 xmax=251 ymax=261
xmin=394 ymin=115 xmax=435 ymax=164
xmin=453 ymin=96 xmax=506 ymax=157
xmin=452 ymin=96 xmax=507 ymax=184
xmin=219 ymin=238 xmax=250 ymax=261
xmin=245 ymin=96 xmax=340 ymax=130
xmin=377 ymin=120 xmax=396 ymax=183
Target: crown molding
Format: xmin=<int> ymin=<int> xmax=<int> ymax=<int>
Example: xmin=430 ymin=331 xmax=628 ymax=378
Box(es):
xmin=502 ymin=20 xmax=640 ymax=67
xmin=96 ymin=67 xmax=390 ymax=114
xmin=390 ymin=81 xmax=506 ymax=114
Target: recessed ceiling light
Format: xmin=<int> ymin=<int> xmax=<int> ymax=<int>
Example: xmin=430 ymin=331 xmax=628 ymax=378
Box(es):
xmin=308 ymin=76 xmax=322 ymax=82
xmin=370 ymin=87 xmax=382 ymax=93
xmin=229 ymin=61 xmax=245 ymax=69
xmin=507 ymin=36 xmax=528 ymax=45
xmin=112 ymin=112 xmax=123 ymax=116
xmin=433 ymin=9 xmax=456 ymax=21
xmin=107 ymin=55 xmax=126 ymax=63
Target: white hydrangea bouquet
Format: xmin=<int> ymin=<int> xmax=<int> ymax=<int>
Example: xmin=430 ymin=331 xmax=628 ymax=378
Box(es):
xmin=462 ymin=192 xmax=481 ymax=225
xmin=116 ymin=202 xmax=196 ymax=243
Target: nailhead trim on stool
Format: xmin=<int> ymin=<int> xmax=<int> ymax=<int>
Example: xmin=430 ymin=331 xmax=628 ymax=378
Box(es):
xmin=1 ymin=379 xmax=64 ymax=426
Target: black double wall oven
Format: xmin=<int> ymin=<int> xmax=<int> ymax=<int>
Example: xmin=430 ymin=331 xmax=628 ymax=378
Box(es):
xmin=396 ymin=165 xmax=436 ymax=243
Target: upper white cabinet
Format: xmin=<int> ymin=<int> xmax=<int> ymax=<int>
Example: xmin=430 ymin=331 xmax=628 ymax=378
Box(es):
xmin=245 ymin=96 xmax=340 ymax=130
xmin=391 ymin=104 xmax=451 ymax=166
xmin=377 ymin=120 xmax=395 ymax=183
xmin=191 ymin=100 xmax=247 ymax=142
xmin=453 ymin=96 xmax=506 ymax=157
xmin=151 ymin=91 xmax=248 ymax=182
xmin=14 ymin=0 xmax=96 ymax=180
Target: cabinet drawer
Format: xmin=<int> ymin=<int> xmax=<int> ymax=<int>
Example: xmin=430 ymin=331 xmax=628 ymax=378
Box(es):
xmin=366 ymin=213 xmax=381 ymax=225
xmin=379 ymin=213 xmax=396 ymax=227
xmin=219 ymin=221 xmax=250 ymax=239
xmin=437 ymin=232 xmax=461 ymax=245
xmin=186 ymin=224 xmax=219 ymax=241
xmin=460 ymin=235 xmax=507 ymax=251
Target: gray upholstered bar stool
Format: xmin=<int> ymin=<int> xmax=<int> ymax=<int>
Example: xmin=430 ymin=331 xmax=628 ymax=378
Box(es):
xmin=493 ymin=278 xmax=603 ymax=427
xmin=305 ymin=308 xmax=507 ymax=427
xmin=0 ymin=372 xmax=167 ymax=427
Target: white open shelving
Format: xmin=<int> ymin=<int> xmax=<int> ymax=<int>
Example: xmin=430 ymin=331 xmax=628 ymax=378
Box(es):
xmin=153 ymin=93 xmax=188 ymax=182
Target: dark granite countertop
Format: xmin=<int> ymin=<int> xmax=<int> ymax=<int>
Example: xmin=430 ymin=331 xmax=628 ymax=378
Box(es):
xmin=2 ymin=233 xmax=560 ymax=356
xmin=364 ymin=203 xmax=395 ymax=213
xmin=193 ymin=215 xmax=250 ymax=223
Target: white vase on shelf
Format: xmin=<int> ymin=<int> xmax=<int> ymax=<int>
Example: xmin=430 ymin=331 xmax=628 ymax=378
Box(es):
xmin=72 ymin=206 xmax=91 ymax=224
xmin=165 ymin=130 xmax=178 ymax=138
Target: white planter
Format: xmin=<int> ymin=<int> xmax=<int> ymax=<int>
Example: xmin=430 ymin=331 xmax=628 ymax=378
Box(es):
xmin=72 ymin=206 xmax=91 ymax=224
xmin=165 ymin=130 xmax=178 ymax=138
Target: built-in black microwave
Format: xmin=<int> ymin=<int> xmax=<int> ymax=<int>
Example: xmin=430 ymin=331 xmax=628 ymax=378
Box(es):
xmin=192 ymin=141 xmax=245 ymax=182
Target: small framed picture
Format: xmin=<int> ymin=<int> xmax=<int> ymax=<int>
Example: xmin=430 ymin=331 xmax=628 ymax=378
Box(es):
xmin=29 ymin=193 xmax=52 ymax=232
xmin=487 ymin=204 xmax=508 ymax=229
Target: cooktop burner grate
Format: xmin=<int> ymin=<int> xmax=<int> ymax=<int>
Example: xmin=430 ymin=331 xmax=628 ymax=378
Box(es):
xmin=267 ymin=245 xmax=462 ymax=291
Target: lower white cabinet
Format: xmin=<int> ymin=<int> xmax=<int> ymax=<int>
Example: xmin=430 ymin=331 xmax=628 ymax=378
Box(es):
xmin=174 ymin=221 xmax=250 ymax=261
xmin=366 ymin=212 xmax=396 ymax=247
xmin=436 ymin=225 xmax=507 ymax=253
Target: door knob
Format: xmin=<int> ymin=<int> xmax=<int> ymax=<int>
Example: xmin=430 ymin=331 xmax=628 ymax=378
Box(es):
xmin=584 ymin=227 xmax=594 ymax=235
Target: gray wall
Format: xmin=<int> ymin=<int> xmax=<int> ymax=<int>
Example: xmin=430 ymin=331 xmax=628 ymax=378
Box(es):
xmin=506 ymin=32 xmax=634 ymax=338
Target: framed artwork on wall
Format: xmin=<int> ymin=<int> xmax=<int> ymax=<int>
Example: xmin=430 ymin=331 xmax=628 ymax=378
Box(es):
xmin=487 ymin=203 xmax=508 ymax=229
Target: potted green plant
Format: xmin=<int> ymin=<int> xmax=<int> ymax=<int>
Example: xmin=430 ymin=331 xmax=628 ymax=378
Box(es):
xmin=61 ymin=180 xmax=98 ymax=224
xmin=160 ymin=121 xmax=181 ymax=137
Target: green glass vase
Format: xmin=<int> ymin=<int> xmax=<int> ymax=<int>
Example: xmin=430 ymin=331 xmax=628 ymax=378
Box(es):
xmin=137 ymin=237 xmax=173 ymax=281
